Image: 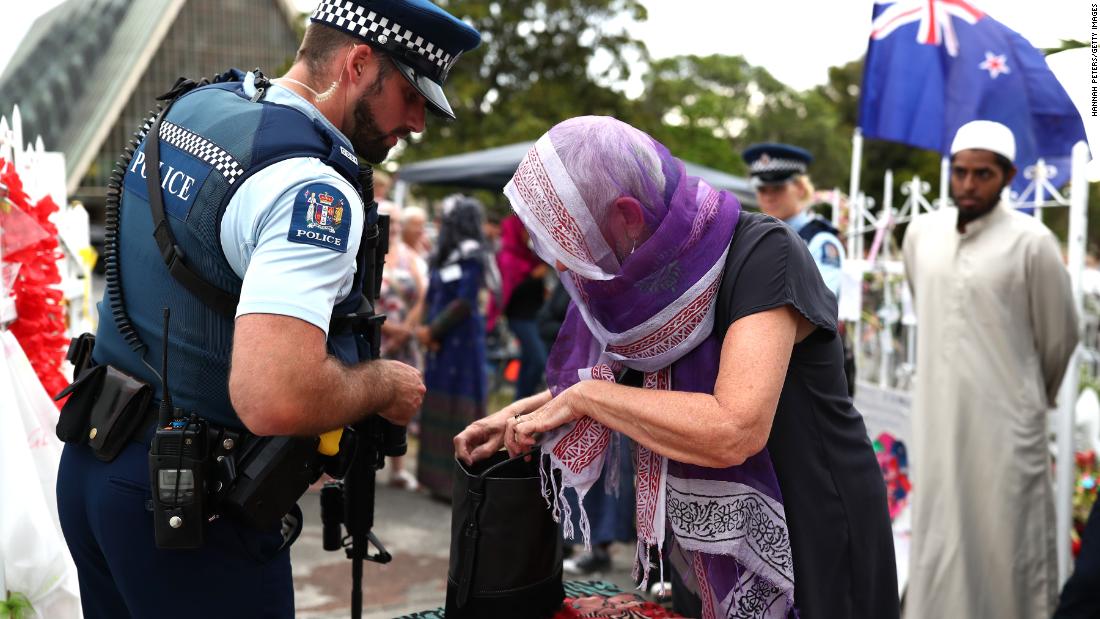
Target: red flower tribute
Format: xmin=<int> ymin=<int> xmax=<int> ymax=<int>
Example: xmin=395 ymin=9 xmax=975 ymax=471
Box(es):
xmin=1 ymin=159 xmax=70 ymax=402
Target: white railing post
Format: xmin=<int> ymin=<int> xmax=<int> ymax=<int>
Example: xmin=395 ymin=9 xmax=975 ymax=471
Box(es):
xmin=1057 ymin=141 xmax=1091 ymax=585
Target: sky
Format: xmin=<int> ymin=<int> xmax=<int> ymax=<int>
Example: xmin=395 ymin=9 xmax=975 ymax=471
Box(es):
xmin=0 ymin=0 xmax=1094 ymax=175
xmin=0 ymin=1 xmax=1087 ymax=91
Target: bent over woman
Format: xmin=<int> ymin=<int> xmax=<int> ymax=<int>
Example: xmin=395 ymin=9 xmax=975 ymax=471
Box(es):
xmin=454 ymin=117 xmax=898 ymax=618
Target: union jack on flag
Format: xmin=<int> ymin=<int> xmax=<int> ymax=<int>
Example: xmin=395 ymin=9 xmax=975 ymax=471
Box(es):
xmin=858 ymin=0 xmax=1086 ymax=192
xmin=870 ymin=0 xmax=984 ymax=57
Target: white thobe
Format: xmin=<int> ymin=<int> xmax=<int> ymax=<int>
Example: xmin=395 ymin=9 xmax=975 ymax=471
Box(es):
xmin=902 ymin=203 xmax=1078 ymax=619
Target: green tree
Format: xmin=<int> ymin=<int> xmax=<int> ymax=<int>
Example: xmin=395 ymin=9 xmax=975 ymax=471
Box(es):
xmin=631 ymin=54 xmax=771 ymax=175
xmin=401 ymin=0 xmax=648 ymax=164
xmin=634 ymin=53 xmax=854 ymax=194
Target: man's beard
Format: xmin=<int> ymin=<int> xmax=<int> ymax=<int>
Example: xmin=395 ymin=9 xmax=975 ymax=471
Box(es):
xmin=954 ymin=190 xmax=1001 ymax=226
xmin=349 ymin=94 xmax=393 ymax=164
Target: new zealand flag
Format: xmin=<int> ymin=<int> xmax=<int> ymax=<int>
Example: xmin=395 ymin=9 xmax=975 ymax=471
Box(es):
xmin=858 ymin=0 xmax=1087 ymax=192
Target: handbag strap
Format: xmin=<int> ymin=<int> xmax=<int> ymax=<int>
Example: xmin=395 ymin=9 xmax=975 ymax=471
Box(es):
xmin=454 ymin=450 xmax=536 ymax=608
xmin=477 ymin=449 xmax=537 ymax=480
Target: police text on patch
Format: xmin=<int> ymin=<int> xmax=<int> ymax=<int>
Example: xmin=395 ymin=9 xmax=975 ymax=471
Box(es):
xmin=129 ymin=149 xmax=197 ymax=202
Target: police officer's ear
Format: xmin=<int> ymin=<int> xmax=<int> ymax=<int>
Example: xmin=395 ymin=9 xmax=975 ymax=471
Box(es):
xmin=345 ymin=44 xmax=374 ymax=85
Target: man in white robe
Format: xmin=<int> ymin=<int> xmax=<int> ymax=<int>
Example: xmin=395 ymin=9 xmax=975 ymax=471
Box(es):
xmin=902 ymin=120 xmax=1079 ymax=619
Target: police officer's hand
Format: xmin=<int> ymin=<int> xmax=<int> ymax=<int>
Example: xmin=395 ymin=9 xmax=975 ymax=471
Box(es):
xmin=375 ymin=360 xmax=425 ymax=426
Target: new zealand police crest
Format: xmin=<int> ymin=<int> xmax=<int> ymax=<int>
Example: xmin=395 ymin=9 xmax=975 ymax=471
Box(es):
xmin=306 ymin=189 xmax=345 ymax=233
xmin=288 ymin=183 xmax=351 ymax=253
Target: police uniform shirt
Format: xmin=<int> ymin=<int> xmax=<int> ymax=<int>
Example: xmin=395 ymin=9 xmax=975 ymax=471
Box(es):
xmin=219 ymin=72 xmax=364 ymax=334
xmin=784 ymin=209 xmax=844 ymax=298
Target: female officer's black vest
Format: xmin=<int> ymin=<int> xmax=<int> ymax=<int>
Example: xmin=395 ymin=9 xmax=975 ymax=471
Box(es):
xmin=92 ymin=72 xmax=371 ymax=430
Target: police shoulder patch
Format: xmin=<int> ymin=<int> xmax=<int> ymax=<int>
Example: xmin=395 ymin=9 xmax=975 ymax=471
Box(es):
xmin=288 ymin=183 xmax=352 ymax=253
xmin=820 ymin=240 xmax=842 ymax=267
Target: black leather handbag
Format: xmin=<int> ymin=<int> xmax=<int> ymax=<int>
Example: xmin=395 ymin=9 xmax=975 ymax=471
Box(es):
xmin=445 ymin=450 xmax=564 ymax=618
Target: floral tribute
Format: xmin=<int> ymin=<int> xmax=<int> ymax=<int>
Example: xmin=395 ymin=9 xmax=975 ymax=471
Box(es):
xmin=1 ymin=159 xmax=69 ymax=402
xmin=1073 ymin=450 xmax=1098 ymax=556
xmin=874 ymin=432 xmax=911 ymax=521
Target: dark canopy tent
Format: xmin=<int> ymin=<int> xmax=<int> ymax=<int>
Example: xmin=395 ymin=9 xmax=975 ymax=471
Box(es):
xmin=394 ymin=141 xmax=758 ymax=208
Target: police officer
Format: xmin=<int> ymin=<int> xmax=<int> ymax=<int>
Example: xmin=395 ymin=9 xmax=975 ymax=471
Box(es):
xmin=742 ymin=143 xmax=856 ymax=394
xmin=55 ymin=2 xmax=479 ymax=617
xmin=742 ymin=143 xmax=845 ymax=298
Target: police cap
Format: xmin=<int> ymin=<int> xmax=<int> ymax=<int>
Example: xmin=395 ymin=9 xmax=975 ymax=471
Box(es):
xmin=310 ymin=0 xmax=481 ymax=120
xmin=741 ymin=143 xmax=813 ymax=189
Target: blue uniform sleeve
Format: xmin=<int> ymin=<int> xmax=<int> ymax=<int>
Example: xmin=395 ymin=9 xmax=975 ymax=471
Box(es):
xmin=220 ymin=157 xmax=363 ymax=334
xmin=806 ymin=231 xmax=845 ymax=299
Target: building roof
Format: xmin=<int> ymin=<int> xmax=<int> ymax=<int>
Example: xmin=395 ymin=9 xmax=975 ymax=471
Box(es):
xmin=396 ymin=141 xmax=758 ymax=208
xmin=0 ymin=0 xmax=304 ymax=193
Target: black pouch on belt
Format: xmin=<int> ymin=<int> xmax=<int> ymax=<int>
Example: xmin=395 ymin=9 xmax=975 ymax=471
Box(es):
xmin=54 ymin=333 xmax=102 ymax=443
xmin=55 ymin=362 xmax=153 ymax=461
xmin=85 ymin=366 xmax=153 ymax=461
xmin=54 ymin=364 xmax=106 ymax=443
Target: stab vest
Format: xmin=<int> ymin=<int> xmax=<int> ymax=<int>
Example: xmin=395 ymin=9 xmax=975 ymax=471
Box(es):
xmin=795 ymin=213 xmax=841 ymax=246
xmin=93 ymin=71 xmax=373 ymax=430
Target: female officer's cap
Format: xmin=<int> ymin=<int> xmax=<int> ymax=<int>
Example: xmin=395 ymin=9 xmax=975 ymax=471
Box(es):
xmin=741 ymin=143 xmax=814 ymax=189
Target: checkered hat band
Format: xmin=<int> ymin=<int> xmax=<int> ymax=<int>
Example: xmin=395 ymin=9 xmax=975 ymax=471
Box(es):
xmin=158 ymin=121 xmax=244 ymax=185
xmin=311 ymin=0 xmax=453 ymax=73
xmin=749 ymin=158 xmax=806 ymax=175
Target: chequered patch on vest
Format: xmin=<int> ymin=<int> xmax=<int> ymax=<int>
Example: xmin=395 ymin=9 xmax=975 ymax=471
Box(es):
xmin=159 ymin=121 xmax=244 ymax=185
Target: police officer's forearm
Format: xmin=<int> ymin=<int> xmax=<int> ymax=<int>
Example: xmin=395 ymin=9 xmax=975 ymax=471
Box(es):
xmin=230 ymin=314 xmax=409 ymax=435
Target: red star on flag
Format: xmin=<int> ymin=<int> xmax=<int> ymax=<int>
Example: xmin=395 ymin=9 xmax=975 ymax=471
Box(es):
xmin=979 ymin=51 xmax=1010 ymax=79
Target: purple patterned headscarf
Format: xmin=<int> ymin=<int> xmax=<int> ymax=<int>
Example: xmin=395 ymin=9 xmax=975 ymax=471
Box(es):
xmin=503 ymin=117 xmax=795 ymax=619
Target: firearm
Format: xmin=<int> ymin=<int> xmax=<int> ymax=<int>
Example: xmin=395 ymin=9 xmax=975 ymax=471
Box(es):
xmin=320 ymin=164 xmax=408 ymax=619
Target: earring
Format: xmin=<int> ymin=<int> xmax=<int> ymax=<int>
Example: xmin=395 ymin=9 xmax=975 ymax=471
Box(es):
xmin=630 ymin=236 xmax=637 ymax=256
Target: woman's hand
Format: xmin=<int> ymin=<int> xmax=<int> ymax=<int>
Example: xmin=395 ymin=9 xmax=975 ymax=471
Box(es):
xmin=454 ymin=390 xmax=553 ymax=465
xmin=415 ymin=326 xmax=439 ymax=352
xmin=505 ymin=384 xmax=586 ymax=457
xmin=390 ymin=324 xmax=411 ymax=347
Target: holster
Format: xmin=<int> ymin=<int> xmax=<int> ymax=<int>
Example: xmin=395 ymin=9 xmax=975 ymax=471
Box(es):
xmin=217 ymin=435 xmax=323 ymax=529
xmin=54 ymin=334 xmax=154 ymax=462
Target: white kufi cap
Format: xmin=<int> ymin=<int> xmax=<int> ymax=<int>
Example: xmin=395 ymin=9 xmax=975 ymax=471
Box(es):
xmin=950 ymin=120 xmax=1016 ymax=163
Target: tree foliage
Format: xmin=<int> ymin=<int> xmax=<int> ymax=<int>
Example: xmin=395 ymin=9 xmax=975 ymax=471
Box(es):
xmin=631 ymin=54 xmax=771 ymax=175
xmin=402 ymin=0 xmax=648 ymax=163
xmin=394 ymin=2 xmax=1092 ymax=246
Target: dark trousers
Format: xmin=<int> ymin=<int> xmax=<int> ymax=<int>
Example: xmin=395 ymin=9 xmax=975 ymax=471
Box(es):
xmin=56 ymin=440 xmax=293 ymax=618
xmin=508 ymin=318 xmax=548 ymax=400
xmin=1056 ymin=500 xmax=1100 ymax=618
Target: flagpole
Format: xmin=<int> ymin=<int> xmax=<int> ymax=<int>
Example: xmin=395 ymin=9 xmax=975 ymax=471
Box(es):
xmin=847 ymin=129 xmax=864 ymax=383
xmin=1056 ymin=141 xmax=1090 ymax=585
xmin=1035 ymin=158 xmax=1047 ymax=222
xmin=938 ymin=156 xmax=949 ymax=210
xmin=848 ymin=129 xmax=863 ymax=257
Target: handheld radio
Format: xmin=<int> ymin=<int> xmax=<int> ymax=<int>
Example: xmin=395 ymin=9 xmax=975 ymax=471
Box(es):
xmin=149 ymin=308 xmax=208 ymax=549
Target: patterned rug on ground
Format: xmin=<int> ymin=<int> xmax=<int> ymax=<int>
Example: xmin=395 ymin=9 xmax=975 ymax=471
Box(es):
xmin=394 ymin=580 xmax=684 ymax=618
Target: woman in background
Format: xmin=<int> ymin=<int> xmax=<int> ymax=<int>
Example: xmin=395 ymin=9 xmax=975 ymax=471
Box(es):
xmin=377 ymin=202 xmax=426 ymax=490
xmin=415 ymin=196 xmax=491 ymax=500
xmin=496 ymin=216 xmax=548 ymax=400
